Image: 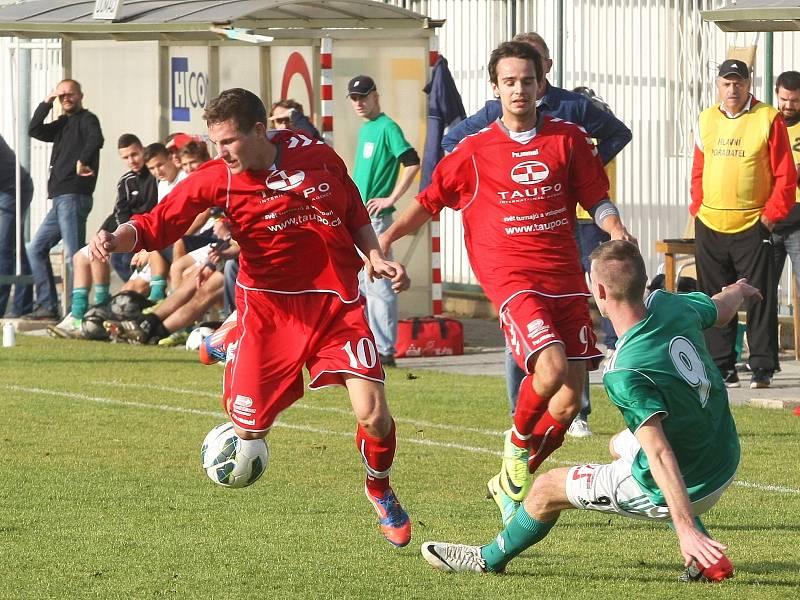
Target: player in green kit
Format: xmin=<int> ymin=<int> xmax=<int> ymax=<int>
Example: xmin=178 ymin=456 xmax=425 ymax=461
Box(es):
xmin=421 ymin=241 xmax=760 ymax=581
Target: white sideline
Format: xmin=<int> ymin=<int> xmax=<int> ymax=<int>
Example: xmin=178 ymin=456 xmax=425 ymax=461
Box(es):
xmin=5 ymin=383 xmax=799 ymax=496
xmin=91 ymin=379 xmax=507 ymax=437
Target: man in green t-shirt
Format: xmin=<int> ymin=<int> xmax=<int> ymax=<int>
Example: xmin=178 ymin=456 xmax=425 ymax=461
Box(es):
xmin=420 ymin=241 xmax=760 ymax=582
xmin=348 ymin=75 xmax=420 ymax=367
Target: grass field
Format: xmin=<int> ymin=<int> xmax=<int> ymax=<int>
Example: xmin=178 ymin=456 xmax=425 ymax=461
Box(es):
xmin=2 ymin=335 xmax=799 ymax=599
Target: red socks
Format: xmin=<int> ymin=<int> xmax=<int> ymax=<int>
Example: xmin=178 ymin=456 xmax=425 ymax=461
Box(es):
xmin=511 ymin=375 xmax=550 ymax=447
xmin=356 ymin=420 xmax=396 ymax=494
xmin=527 ymin=411 xmax=569 ymax=474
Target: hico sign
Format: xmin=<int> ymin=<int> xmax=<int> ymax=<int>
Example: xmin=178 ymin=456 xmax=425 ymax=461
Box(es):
xmin=171 ymin=57 xmax=209 ymax=122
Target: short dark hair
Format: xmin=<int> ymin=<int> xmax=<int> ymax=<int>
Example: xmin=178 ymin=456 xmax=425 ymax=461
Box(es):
xmin=589 ymin=240 xmax=648 ymax=302
xmin=270 ymin=99 xmax=304 ymax=116
xmin=143 ymin=142 xmax=169 ymax=163
xmin=179 ymin=140 xmax=210 ymax=162
xmin=204 ymin=88 xmax=267 ymax=134
xmin=117 ymin=133 xmax=142 ymax=149
xmin=776 ymin=70 xmax=800 ymax=93
xmin=488 ymin=41 xmax=544 ymax=85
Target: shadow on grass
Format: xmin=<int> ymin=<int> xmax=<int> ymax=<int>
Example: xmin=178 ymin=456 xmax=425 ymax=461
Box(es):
xmin=9 ymin=356 xmax=194 ymax=365
xmin=508 ymin=555 xmax=800 ymax=587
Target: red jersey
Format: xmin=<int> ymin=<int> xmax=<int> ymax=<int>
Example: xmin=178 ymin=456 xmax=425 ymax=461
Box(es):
xmin=130 ymin=131 xmax=371 ymax=303
xmin=417 ymin=117 xmax=609 ymax=308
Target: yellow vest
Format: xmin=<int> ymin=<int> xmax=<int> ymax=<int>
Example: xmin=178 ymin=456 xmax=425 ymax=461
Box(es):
xmin=787 ymin=121 xmax=800 ymax=204
xmin=697 ymin=102 xmax=778 ymax=233
xmin=576 ymin=158 xmax=616 ymax=220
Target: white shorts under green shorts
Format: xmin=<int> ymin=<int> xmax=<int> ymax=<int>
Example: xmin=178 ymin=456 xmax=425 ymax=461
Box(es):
xmin=564 ymin=428 xmax=734 ymax=521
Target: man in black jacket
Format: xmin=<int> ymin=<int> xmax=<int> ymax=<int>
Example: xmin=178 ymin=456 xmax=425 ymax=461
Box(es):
xmin=24 ymin=78 xmax=103 ymax=319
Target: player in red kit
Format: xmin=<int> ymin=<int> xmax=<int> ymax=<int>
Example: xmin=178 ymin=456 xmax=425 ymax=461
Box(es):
xmin=381 ymin=41 xmax=636 ymax=520
xmin=88 ymin=88 xmax=413 ymax=548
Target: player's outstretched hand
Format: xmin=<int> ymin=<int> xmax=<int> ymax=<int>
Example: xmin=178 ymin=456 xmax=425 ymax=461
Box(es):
xmin=88 ymin=231 xmax=117 ymax=262
xmin=370 ymin=257 xmax=410 ymax=293
xmin=677 ymin=526 xmax=727 ymax=570
xmin=727 ymin=278 xmax=763 ymax=304
xmin=611 ymin=226 xmax=638 ymax=247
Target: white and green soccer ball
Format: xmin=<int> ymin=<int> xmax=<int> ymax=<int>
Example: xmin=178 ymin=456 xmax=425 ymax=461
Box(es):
xmin=201 ymin=422 xmax=268 ymax=488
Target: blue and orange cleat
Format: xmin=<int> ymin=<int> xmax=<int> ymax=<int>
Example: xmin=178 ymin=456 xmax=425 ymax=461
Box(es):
xmin=199 ymin=310 xmax=237 ymax=365
xmin=365 ymin=484 xmax=411 ymax=547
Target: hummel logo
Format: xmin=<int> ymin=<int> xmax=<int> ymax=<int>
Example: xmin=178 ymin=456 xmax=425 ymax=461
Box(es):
xmin=287 ymin=134 xmax=315 ymax=148
xmin=512 ymin=149 xmax=539 ymax=158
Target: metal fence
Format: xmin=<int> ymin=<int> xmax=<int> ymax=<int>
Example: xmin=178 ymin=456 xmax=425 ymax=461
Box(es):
xmin=385 ymin=0 xmax=800 ymax=309
xmin=0 ymin=36 xmax=63 ymax=229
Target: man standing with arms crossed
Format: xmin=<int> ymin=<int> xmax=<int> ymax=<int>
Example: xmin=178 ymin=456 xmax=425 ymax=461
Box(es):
xmin=419 ymin=241 xmax=755 ymax=583
xmin=89 ymin=88 xmax=413 ymax=548
xmin=690 ymin=59 xmax=795 ymax=389
xmin=381 ymin=41 xmax=635 ymax=514
xmin=348 ymin=75 xmax=421 ymax=367
xmin=25 ymin=78 xmax=103 ymax=320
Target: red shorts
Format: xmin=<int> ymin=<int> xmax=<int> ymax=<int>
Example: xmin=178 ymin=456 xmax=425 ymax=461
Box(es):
xmin=499 ymin=291 xmax=602 ymax=372
xmin=223 ymin=287 xmax=384 ymax=432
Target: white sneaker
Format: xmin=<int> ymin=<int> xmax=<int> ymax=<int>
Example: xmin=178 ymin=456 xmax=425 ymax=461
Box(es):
xmin=567 ymin=416 xmax=592 ymax=438
xmin=48 ymin=315 xmax=83 ymax=339
xmin=421 ymin=542 xmax=488 ymax=573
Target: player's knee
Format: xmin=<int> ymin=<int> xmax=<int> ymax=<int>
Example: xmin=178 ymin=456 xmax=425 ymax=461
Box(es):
xmin=534 ymin=364 xmax=567 ymax=397
xmin=524 ymin=472 xmax=560 ymax=517
xmin=609 ymin=434 xmax=621 ymax=459
xmin=233 ymin=424 xmax=267 ymax=440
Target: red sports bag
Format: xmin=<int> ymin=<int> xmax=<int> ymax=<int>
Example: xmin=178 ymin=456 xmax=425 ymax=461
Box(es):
xmin=395 ymin=316 xmax=464 ymax=358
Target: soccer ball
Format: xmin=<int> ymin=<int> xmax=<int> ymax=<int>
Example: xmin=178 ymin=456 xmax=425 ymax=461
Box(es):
xmin=201 ymin=422 xmax=268 ymax=488
xmin=185 ymin=326 xmax=215 ymax=351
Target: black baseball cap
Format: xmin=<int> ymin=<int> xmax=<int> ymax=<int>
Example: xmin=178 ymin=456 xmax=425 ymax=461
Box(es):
xmin=718 ymin=59 xmax=750 ymax=80
xmin=347 ymin=75 xmax=376 ymax=96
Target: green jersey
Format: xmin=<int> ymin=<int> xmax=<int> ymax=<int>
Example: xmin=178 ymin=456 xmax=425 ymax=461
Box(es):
xmin=353 ymin=113 xmax=413 ymax=217
xmin=603 ymin=290 xmax=740 ymax=505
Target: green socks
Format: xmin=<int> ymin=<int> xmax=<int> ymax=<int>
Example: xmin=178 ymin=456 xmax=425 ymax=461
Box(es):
xmin=148 ymin=275 xmax=167 ymax=302
xmin=480 ymin=505 xmax=557 ymax=572
xmin=71 ymin=287 xmax=89 ymax=320
xmin=93 ymin=283 xmax=110 ymax=306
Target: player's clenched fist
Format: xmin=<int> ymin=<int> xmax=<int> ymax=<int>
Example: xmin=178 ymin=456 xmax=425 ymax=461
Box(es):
xmin=88 ymin=230 xmax=117 ymax=262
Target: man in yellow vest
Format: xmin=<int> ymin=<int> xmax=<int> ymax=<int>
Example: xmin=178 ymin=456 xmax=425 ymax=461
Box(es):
xmin=690 ymin=59 xmax=796 ymax=389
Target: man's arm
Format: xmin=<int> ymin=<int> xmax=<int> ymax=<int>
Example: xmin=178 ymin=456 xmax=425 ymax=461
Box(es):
xmin=365 ymin=160 xmax=420 ymax=216
xmin=711 ymin=278 xmax=762 ymax=327
xmin=579 ymin=99 xmax=632 ymax=165
xmin=28 ymin=96 xmax=60 ymax=142
xmin=77 ymin=112 xmax=104 ymax=173
xmin=761 ymin=115 xmax=797 ymax=229
xmin=635 ymin=416 xmax=727 ymax=569
xmin=441 ymin=100 xmax=501 ymax=153
xmin=589 ymin=200 xmax=637 ymax=245
xmin=88 ymin=222 xmax=138 ymax=262
xmin=378 ymin=199 xmax=435 ymax=255
xmin=352 ymin=222 xmax=409 ymax=292
xmin=689 ymin=143 xmax=705 ymax=217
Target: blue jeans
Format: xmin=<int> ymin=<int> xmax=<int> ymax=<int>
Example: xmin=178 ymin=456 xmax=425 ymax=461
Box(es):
xmin=578 ymin=222 xmax=616 ymax=348
xmin=110 ymin=251 xmax=134 ymax=283
xmin=772 ymin=228 xmax=800 ymax=293
xmin=223 ymin=257 xmax=239 ymax=318
xmin=358 ymin=214 xmax=398 ymax=357
xmin=25 ymin=193 xmax=92 ymax=312
xmin=0 ymin=182 xmax=34 ymax=316
xmin=503 ymin=341 xmax=592 ymax=418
